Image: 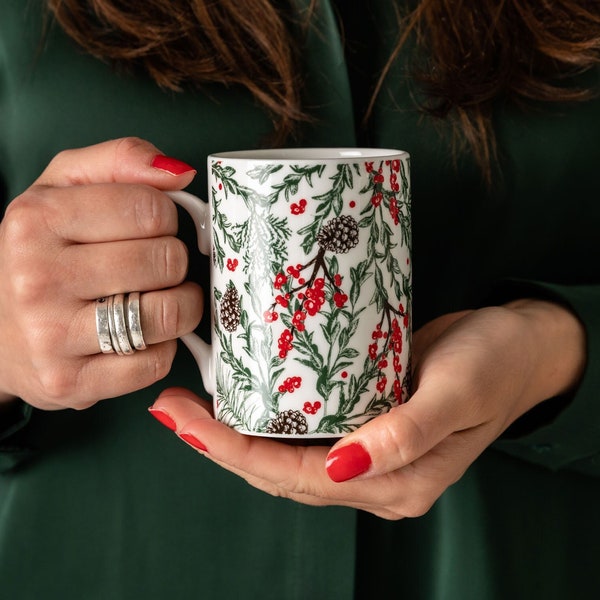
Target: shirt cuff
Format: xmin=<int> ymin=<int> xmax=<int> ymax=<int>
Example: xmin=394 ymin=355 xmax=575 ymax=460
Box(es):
xmin=488 ymin=280 xmax=600 ymax=476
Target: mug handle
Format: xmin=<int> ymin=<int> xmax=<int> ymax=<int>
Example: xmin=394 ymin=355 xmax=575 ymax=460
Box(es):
xmin=166 ymin=190 xmax=216 ymax=396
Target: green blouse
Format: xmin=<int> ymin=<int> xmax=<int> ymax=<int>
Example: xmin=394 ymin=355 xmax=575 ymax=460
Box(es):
xmin=1 ymin=1 xmax=599 ymax=599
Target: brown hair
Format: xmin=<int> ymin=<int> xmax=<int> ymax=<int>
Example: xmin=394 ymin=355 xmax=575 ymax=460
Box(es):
xmin=374 ymin=0 xmax=600 ymax=179
xmin=48 ymin=0 xmax=600 ymax=177
xmin=47 ymin=0 xmax=315 ymax=144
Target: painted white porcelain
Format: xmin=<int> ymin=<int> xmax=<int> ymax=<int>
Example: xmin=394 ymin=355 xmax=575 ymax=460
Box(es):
xmin=170 ymin=147 xmax=412 ymax=438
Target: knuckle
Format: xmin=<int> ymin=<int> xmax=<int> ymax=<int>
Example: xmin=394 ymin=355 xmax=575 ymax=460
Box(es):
xmin=3 ymin=192 xmax=44 ymax=243
xmin=114 ymin=136 xmax=147 ymax=159
xmin=37 ymin=365 xmax=78 ymax=404
xmin=277 ymin=450 xmax=328 ymax=500
xmin=10 ymin=264 xmax=53 ymax=306
xmin=149 ymin=343 xmax=176 ymax=382
xmin=380 ymin=409 xmax=427 ymax=467
xmin=45 ymin=148 xmax=74 ymax=176
xmin=132 ymin=186 xmax=175 ymax=237
xmin=2 ymin=219 xmax=54 ymax=303
xmin=45 ymin=150 xmax=89 ymax=186
xmin=3 ymin=190 xmax=66 ymax=306
xmin=128 ymin=346 xmax=174 ymax=388
xmin=154 ymin=237 xmax=188 ymax=283
xmin=186 ymin=284 xmax=204 ymax=329
xmin=402 ymin=496 xmax=436 ymax=519
xmin=157 ymin=293 xmax=184 ymax=339
xmin=112 ymin=137 xmax=152 ymax=177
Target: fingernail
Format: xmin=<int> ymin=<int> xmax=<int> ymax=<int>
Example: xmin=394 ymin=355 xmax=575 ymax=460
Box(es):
xmin=326 ymin=442 xmax=372 ymax=483
xmin=151 ymin=154 xmax=196 ymax=176
xmin=179 ymin=432 xmax=208 ymax=453
xmin=148 ymin=407 xmax=177 ymax=431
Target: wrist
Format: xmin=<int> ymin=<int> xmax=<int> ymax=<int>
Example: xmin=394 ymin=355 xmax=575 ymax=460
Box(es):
xmin=504 ymin=298 xmax=586 ymax=402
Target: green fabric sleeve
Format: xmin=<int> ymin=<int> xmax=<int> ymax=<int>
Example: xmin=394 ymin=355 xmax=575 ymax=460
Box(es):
xmin=0 ymin=401 xmax=35 ymax=472
xmin=0 ymin=178 xmax=34 ymax=472
xmin=491 ymin=281 xmax=600 ymax=476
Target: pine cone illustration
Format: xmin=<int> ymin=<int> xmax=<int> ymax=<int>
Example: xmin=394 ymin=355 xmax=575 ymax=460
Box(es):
xmin=317 ymin=215 xmax=359 ymax=254
xmin=219 ymin=285 xmax=241 ymax=332
xmin=266 ymin=410 xmax=308 ymax=435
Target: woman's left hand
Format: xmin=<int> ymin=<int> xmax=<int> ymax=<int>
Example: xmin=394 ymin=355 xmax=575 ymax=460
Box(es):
xmin=150 ymin=299 xmax=585 ymax=520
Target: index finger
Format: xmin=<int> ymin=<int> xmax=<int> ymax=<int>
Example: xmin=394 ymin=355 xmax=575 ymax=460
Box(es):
xmin=23 ymin=183 xmax=180 ymax=243
xmin=35 ymin=137 xmax=196 ymax=189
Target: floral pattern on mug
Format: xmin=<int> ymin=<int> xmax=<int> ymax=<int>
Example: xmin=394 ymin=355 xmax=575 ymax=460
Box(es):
xmin=209 ymin=156 xmax=411 ymax=437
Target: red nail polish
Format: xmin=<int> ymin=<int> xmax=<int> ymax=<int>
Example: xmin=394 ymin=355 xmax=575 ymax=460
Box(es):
xmin=326 ymin=443 xmax=372 ymax=482
xmin=179 ymin=432 xmax=208 ymax=453
xmin=151 ymin=155 xmax=196 ymax=176
xmin=148 ymin=407 xmax=177 ymax=431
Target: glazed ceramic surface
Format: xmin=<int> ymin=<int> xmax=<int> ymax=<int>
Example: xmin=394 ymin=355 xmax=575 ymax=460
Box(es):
xmin=176 ymin=148 xmax=412 ymax=437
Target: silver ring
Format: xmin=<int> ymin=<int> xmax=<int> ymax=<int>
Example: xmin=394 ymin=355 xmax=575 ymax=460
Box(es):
xmin=111 ymin=293 xmax=135 ymax=355
xmin=106 ymin=295 xmax=124 ymax=355
xmin=96 ymin=292 xmax=147 ymax=355
xmin=125 ymin=292 xmax=147 ymax=351
xmin=95 ymin=298 xmax=114 ymax=354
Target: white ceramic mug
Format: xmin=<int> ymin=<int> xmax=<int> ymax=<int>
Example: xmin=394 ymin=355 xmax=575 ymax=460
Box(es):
xmin=170 ymin=147 xmax=412 ymax=438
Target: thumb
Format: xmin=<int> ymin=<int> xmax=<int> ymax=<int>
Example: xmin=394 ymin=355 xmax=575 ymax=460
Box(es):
xmin=35 ymin=137 xmax=197 ymax=189
xmin=325 ymin=385 xmax=462 ymax=483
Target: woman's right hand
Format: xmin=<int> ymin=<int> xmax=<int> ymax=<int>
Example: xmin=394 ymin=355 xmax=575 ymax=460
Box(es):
xmin=0 ymin=137 xmax=203 ymax=410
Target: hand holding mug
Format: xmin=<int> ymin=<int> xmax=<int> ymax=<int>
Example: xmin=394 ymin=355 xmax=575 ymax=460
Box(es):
xmin=0 ymin=138 xmax=202 ymax=409
xmin=149 ymin=148 xmax=585 ymax=518
xmin=153 ymin=298 xmax=586 ymax=519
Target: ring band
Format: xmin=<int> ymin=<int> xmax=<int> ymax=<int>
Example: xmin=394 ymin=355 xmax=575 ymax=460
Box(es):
xmin=126 ymin=292 xmax=147 ymax=351
xmin=95 ymin=298 xmax=114 ymax=354
xmin=96 ymin=292 xmax=146 ymax=355
xmin=106 ymin=295 xmax=123 ymax=355
xmin=112 ymin=293 xmax=135 ymax=355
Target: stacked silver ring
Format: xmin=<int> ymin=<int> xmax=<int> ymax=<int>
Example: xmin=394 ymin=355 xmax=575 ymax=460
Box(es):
xmin=95 ymin=292 xmax=147 ymax=355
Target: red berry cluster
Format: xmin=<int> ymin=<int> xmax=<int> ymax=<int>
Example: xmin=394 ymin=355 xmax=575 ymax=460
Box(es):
xmin=268 ymin=263 xmax=348 ymax=360
xmin=333 ymin=292 xmax=349 ymax=308
xmin=263 ymin=310 xmax=278 ymax=323
xmin=368 ymin=303 xmax=408 ymax=402
xmin=291 ymin=199 xmax=307 ymax=215
xmin=366 ymin=159 xmax=403 ymax=225
xmin=274 ymin=272 xmax=288 ymax=289
xmin=278 ymin=328 xmax=294 ymax=359
xmin=275 ymin=293 xmax=290 ymax=309
xmin=303 ymin=401 xmax=322 ymax=415
xmin=292 ymin=310 xmax=307 ymax=331
xmin=278 ymin=376 xmax=302 ymax=393
xmin=301 ymin=277 xmax=326 ymax=316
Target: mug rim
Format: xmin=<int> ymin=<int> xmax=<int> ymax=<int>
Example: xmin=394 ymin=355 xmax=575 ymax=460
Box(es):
xmin=209 ymin=147 xmax=409 ymax=161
